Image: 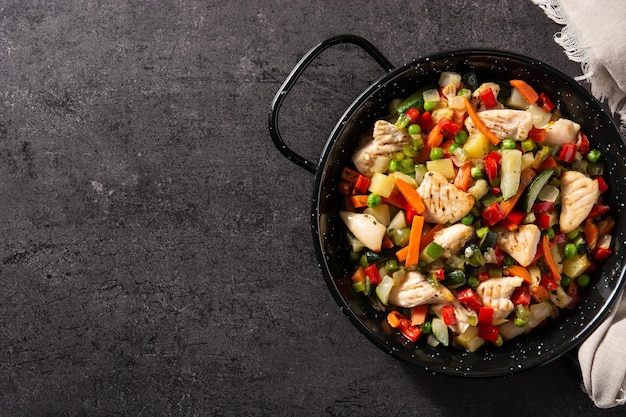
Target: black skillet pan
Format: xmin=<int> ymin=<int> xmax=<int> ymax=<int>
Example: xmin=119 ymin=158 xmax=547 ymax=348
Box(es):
xmin=269 ymin=34 xmax=626 ymax=377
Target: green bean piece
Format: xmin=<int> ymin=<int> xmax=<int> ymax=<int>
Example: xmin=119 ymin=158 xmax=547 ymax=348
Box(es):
xmin=461 ymin=214 xmax=474 ymax=225
xmin=471 ymin=166 xmax=484 ymax=178
xmin=566 ymin=229 xmax=579 ymax=240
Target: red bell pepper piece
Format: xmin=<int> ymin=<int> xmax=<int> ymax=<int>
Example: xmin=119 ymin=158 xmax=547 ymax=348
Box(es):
xmin=587 ymin=204 xmax=610 ymax=220
xmin=527 ymin=126 xmax=546 ymax=142
xmin=577 ymin=133 xmax=590 ymax=155
xmin=478 ymin=306 xmax=494 ymax=326
xmin=478 ymin=323 xmax=499 ymax=342
xmin=535 ymin=213 xmax=551 ymax=229
xmin=419 ymin=111 xmax=434 ymax=131
xmin=485 ymin=151 xmax=501 ymax=183
xmin=537 ymin=92 xmax=555 ymax=112
xmin=437 ymin=118 xmax=461 ymax=135
xmin=533 ymin=201 xmax=555 ymax=213
xmin=401 ymin=325 xmax=422 ymax=342
xmin=493 ymin=245 xmax=507 ymax=267
xmin=511 ymin=285 xmax=531 ymax=306
xmin=593 ymin=247 xmax=612 ymax=262
xmin=364 ymin=263 xmax=381 ymax=285
xmin=594 ymin=175 xmax=609 ymax=194
xmin=353 ymin=174 xmax=371 ymax=193
xmin=405 ymin=107 xmax=420 ymax=124
xmin=477 ymin=266 xmax=490 ymax=282
xmin=506 ymin=210 xmax=526 ymax=225
xmin=405 ymin=202 xmax=416 ymax=225
xmin=482 ymin=201 xmax=506 ymax=226
xmin=480 ymin=88 xmax=499 ymax=109
xmin=441 ymin=305 xmax=457 ymax=326
xmin=540 ymin=274 xmax=559 ymax=291
xmin=456 ymin=288 xmax=483 ymax=312
xmin=558 ymin=143 xmax=577 ymax=163
xmin=431 ymin=269 xmax=446 ymax=281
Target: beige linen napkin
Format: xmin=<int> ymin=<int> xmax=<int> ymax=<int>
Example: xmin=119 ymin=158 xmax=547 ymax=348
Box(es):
xmin=532 ymin=0 xmax=626 ymax=408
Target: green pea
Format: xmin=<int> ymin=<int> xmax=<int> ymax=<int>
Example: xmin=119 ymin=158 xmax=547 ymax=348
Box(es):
xmin=423 ymin=101 xmax=435 ymax=112
xmin=471 ymin=166 xmax=484 ymax=178
xmin=577 ymin=274 xmax=591 ymax=287
xmin=467 ymin=275 xmax=480 ymax=288
xmin=399 ymin=158 xmax=415 ymax=174
xmin=461 ymin=214 xmax=474 ymax=225
xmin=560 ymin=275 xmax=572 ymax=287
xmin=566 ymin=229 xmax=579 ymax=240
xmin=367 ymin=193 xmax=382 ymax=208
xmin=564 ymin=243 xmax=578 ymax=259
xmin=393 ymin=151 xmax=405 ymax=161
xmin=430 ymin=147 xmax=444 ymax=160
xmin=501 ymin=139 xmax=516 ymax=150
xmin=421 ymin=321 xmax=432 ymax=334
xmin=587 ymin=149 xmax=601 ymax=163
xmin=543 ymin=227 xmax=555 ymax=240
xmin=449 ymin=143 xmax=460 ymax=155
xmin=408 ymin=123 xmax=422 ymax=136
xmin=388 ymin=159 xmax=399 ymax=173
xmin=455 ymin=130 xmax=468 ymax=144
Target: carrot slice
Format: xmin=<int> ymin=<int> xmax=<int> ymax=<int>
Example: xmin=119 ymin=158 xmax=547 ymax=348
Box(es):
xmin=419 ymin=223 xmax=445 ymax=250
xmin=382 ymin=235 xmax=395 ymax=250
xmin=499 ymin=168 xmax=536 ymax=215
xmin=541 ymin=235 xmax=562 ymax=281
xmin=464 ymin=98 xmax=501 ymax=145
xmin=351 ymin=266 xmax=366 ymax=283
xmin=504 ymin=265 xmax=533 ymax=285
xmin=415 ymin=124 xmax=444 ymax=163
xmin=584 ymin=218 xmax=599 ymax=249
xmin=405 ymin=215 xmax=425 ymax=268
xmin=532 ymin=285 xmax=550 ymax=302
xmin=350 ymin=195 xmax=369 ymax=209
xmin=410 ymin=304 xmax=428 ymax=326
xmin=510 ymin=79 xmax=539 ymax=104
xmin=395 ymin=245 xmax=410 ymax=262
xmin=453 ymin=163 xmax=473 ymax=191
xmin=394 ymin=178 xmax=425 ymax=214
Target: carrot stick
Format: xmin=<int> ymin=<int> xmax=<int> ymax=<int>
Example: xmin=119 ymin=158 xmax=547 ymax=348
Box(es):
xmin=405 ymin=215 xmax=425 ymax=268
xmin=419 ymin=223 xmax=445 ymax=250
xmin=464 ymin=97 xmax=501 ymax=145
xmin=510 ymin=79 xmax=539 ymax=104
xmin=410 ymin=304 xmax=428 ymax=326
xmin=453 ymin=163 xmax=473 ymax=191
xmin=350 ymin=195 xmax=369 ymax=209
xmin=504 ymin=265 xmax=533 ymax=285
xmin=394 ymin=178 xmax=425 ymax=214
xmin=541 ymin=235 xmax=562 ymax=281
xmin=499 ymin=168 xmax=536 ymax=215
xmin=395 ymin=245 xmax=409 ymax=262
xmin=584 ymin=218 xmax=599 ymax=250
xmin=416 ymin=124 xmax=444 ymax=163
xmin=351 ymin=266 xmax=366 ymax=283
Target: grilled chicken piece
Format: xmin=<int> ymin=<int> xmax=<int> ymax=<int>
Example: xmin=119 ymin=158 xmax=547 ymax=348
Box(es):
xmin=352 ymin=120 xmax=411 ymax=177
xmin=417 ymin=171 xmax=474 ymax=224
xmin=476 ymin=276 xmax=525 ymax=321
xmin=464 ymin=109 xmax=534 ymax=141
xmin=559 ymin=171 xmax=600 ymax=233
xmin=543 ymin=118 xmax=580 ymax=146
xmin=497 ymin=224 xmax=541 ymax=267
xmin=433 ymin=224 xmax=476 ymax=257
xmin=388 ymin=271 xmax=454 ymax=308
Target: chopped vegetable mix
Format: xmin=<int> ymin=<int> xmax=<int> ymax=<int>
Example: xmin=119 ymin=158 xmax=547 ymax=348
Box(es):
xmin=340 ymin=71 xmax=613 ymax=352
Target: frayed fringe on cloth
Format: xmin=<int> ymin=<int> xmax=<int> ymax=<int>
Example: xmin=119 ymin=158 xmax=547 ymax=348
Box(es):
xmin=532 ymin=0 xmax=626 ymax=136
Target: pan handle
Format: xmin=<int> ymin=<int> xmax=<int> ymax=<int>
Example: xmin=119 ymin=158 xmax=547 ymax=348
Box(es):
xmin=268 ymin=34 xmax=395 ymax=174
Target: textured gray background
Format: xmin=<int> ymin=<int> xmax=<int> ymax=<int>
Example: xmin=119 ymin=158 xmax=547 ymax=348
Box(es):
xmin=0 ymin=0 xmax=623 ymax=416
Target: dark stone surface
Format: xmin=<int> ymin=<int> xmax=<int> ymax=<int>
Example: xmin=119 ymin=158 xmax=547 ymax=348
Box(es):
xmin=0 ymin=1 xmax=622 ymax=415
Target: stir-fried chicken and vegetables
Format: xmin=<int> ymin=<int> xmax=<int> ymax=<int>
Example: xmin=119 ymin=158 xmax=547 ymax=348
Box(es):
xmin=339 ymin=71 xmax=613 ymax=351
